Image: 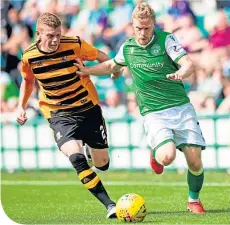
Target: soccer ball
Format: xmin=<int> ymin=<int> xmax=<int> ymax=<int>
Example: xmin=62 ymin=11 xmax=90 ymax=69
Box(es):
xmin=116 ymin=193 xmax=147 ymax=223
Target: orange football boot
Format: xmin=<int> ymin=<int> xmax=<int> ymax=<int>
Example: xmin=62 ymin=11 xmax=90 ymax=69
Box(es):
xmin=188 ymin=201 xmax=206 ymax=214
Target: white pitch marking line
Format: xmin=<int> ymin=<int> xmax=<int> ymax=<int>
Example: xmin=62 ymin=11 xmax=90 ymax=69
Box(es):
xmin=1 ymin=180 xmax=230 ymax=186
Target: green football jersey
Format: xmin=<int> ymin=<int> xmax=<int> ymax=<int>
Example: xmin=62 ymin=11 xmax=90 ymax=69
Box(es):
xmin=114 ymin=29 xmax=190 ymax=116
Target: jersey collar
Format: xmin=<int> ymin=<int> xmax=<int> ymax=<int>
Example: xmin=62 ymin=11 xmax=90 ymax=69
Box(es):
xmin=135 ymin=34 xmax=155 ymax=48
xmin=36 ymin=40 xmax=60 ymax=55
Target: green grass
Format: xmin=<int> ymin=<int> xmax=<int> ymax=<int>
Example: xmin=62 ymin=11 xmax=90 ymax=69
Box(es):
xmin=1 ymin=171 xmax=230 ymax=224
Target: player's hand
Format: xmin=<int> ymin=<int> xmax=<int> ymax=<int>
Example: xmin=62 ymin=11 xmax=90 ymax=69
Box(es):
xmin=166 ymin=72 xmax=183 ymax=81
xmin=111 ymin=68 xmax=124 ymax=79
xmin=74 ymin=58 xmax=89 ymax=77
xmin=16 ymin=108 xmax=27 ymax=126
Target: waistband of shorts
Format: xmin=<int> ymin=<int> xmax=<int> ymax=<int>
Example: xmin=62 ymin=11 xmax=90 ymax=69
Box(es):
xmin=50 ymin=101 xmax=97 ymax=117
xmin=145 ymin=102 xmax=193 ymax=117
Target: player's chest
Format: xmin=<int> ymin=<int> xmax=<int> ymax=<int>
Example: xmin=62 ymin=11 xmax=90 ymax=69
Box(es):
xmin=29 ymin=49 xmax=77 ymax=77
xmin=124 ymin=44 xmax=167 ymax=64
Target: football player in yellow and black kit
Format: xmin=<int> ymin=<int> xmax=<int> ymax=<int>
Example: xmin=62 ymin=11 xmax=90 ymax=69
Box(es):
xmin=16 ymin=13 xmax=121 ymax=219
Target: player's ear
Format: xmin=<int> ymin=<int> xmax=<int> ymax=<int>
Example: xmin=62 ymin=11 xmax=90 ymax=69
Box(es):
xmin=36 ymin=30 xmax=40 ymax=41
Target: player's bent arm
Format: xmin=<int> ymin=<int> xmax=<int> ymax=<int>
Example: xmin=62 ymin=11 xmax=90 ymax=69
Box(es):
xmin=18 ymin=77 xmax=35 ymax=110
xmin=76 ymin=59 xmax=123 ymax=76
xmin=176 ymin=55 xmax=195 ymax=79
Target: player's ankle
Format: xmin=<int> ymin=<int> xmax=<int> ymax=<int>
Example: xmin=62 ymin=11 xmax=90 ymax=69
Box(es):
xmin=188 ymin=197 xmax=200 ymax=202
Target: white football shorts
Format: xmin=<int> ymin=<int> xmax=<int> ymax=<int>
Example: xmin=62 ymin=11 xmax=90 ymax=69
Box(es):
xmin=143 ymin=103 xmax=206 ymax=151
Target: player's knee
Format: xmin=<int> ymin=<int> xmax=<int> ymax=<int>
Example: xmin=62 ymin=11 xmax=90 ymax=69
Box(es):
xmin=188 ymin=160 xmax=202 ymax=172
xmin=156 ymin=143 xmax=176 ymax=166
xmin=69 ymin=153 xmax=89 ymax=173
xmin=162 ymin=152 xmax=176 ymax=166
xmin=95 ymin=160 xmax=110 ymax=171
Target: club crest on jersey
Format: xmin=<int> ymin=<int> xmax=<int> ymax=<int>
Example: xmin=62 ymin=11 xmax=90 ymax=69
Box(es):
xmin=150 ymin=44 xmax=161 ymax=56
xmin=130 ymin=47 xmax=134 ymax=54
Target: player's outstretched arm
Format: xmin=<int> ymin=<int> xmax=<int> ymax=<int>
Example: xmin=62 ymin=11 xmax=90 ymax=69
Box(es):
xmin=96 ymin=49 xmax=111 ymax=63
xmin=16 ymin=78 xmax=34 ymax=126
xmin=166 ymin=55 xmax=195 ymax=81
xmin=75 ymin=58 xmax=123 ymax=76
xmin=95 ymin=49 xmax=123 ymax=79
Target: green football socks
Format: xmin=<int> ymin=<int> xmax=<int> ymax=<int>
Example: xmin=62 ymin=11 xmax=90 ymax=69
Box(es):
xmin=187 ymin=168 xmax=204 ymax=201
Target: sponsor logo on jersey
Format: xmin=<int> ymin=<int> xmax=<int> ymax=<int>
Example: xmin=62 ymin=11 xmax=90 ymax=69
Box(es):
xmin=30 ymin=60 xmax=43 ymax=66
xmin=130 ymin=61 xmax=164 ymax=69
xmin=30 ymin=60 xmax=46 ymax=66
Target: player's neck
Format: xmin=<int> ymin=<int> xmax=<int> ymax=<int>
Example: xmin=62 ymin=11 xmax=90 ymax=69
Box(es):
xmin=37 ymin=41 xmax=58 ymax=54
xmin=135 ymin=34 xmax=155 ymax=48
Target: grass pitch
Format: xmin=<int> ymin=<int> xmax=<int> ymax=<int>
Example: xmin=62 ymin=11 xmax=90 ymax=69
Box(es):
xmin=1 ymin=170 xmax=230 ymax=224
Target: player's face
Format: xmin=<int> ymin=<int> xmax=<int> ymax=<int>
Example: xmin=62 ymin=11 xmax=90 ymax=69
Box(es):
xmin=132 ymin=18 xmax=154 ymax=45
xmin=37 ymin=25 xmax=61 ymax=53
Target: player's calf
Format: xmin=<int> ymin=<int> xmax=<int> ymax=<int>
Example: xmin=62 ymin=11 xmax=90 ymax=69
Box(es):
xmin=69 ymin=153 xmax=116 ymax=217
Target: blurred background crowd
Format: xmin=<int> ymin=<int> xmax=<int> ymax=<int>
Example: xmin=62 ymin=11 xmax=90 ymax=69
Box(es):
xmin=1 ymin=0 xmax=230 ymax=123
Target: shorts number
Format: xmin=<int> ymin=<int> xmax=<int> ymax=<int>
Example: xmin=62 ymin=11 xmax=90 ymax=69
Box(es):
xmin=100 ymin=125 xmax=106 ymax=139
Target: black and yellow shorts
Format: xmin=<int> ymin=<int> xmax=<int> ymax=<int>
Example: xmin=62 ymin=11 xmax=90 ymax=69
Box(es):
xmin=48 ymin=105 xmax=109 ymax=149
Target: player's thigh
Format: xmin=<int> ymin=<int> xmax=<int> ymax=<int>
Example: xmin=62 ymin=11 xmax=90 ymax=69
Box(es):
xmin=83 ymin=105 xmax=109 ymax=151
xmin=90 ymin=148 xmax=110 ymax=167
xmin=48 ymin=115 xmax=84 ymax=157
xmin=143 ymin=113 xmax=174 ymax=151
xmin=183 ymin=145 xmax=203 ymax=171
xmin=174 ymin=104 xmax=206 ymax=150
xmin=61 ymin=140 xmax=83 ymax=157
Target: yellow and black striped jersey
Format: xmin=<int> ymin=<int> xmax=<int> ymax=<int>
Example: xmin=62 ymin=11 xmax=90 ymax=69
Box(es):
xmin=21 ymin=36 xmax=99 ymax=119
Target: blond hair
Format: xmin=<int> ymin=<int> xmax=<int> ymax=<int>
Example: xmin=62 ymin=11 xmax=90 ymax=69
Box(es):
xmin=37 ymin=13 xmax=61 ymax=29
xmin=132 ymin=3 xmax=156 ymax=23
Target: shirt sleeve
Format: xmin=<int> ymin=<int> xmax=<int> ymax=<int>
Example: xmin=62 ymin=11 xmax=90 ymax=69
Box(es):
xmin=165 ymin=34 xmax=187 ymax=63
xmin=113 ymin=43 xmax=127 ymax=66
xmin=79 ymin=38 xmax=98 ymax=61
xmin=21 ymin=54 xmax=34 ymax=80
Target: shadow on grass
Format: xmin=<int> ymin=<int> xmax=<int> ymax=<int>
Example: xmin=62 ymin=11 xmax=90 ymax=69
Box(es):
xmin=148 ymin=210 xmax=187 ymax=215
xmin=206 ymin=209 xmax=230 ymax=213
xmin=140 ymin=209 xmax=230 ymax=224
xmin=147 ymin=208 xmax=230 ymax=215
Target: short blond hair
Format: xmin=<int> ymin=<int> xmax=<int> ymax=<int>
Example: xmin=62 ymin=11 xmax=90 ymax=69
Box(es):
xmin=132 ymin=3 xmax=156 ymax=23
xmin=37 ymin=13 xmax=61 ymax=29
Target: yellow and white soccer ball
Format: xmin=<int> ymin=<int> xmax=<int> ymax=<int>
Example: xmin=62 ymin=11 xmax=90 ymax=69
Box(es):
xmin=116 ymin=193 xmax=147 ymax=223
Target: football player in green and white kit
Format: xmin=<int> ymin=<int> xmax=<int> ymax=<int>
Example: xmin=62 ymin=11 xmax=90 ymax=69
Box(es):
xmin=75 ymin=3 xmax=206 ymax=214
